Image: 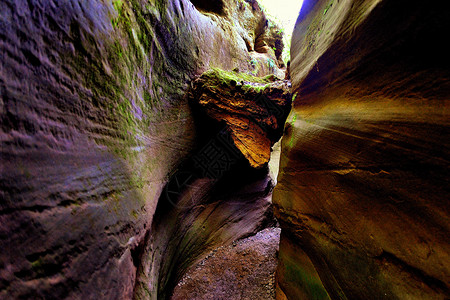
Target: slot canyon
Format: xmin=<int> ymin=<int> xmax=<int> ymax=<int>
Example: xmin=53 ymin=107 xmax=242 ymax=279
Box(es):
xmin=0 ymin=0 xmax=449 ymax=299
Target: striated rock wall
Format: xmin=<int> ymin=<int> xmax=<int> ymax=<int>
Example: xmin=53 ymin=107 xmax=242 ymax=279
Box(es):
xmin=0 ymin=0 xmax=284 ymax=298
xmin=274 ymin=0 xmax=450 ymax=299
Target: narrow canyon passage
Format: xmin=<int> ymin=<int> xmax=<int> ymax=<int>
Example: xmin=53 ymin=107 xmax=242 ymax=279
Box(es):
xmin=1 ymin=0 xmax=449 ymax=299
xmin=132 ymin=69 xmax=292 ymax=299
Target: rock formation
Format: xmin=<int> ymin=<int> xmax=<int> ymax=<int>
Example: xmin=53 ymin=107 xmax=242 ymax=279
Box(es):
xmin=188 ymin=68 xmax=291 ymax=168
xmin=133 ymin=67 xmax=290 ymax=299
xmin=4 ymin=0 xmax=448 ymax=298
xmin=274 ymin=0 xmax=450 ymax=299
xmin=0 ymin=0 xmax=286 ymax=298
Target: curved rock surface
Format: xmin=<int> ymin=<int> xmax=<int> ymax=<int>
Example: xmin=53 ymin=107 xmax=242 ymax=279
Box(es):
xmin=274 ymin=0 xmax=450 ymax=299
xmin=188 ymin=69 xmax=291 ymax=168
xmin=0 ymin=0 xmax=285 ymax=298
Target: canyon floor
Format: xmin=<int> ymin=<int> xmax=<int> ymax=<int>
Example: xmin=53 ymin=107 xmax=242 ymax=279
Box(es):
xmin=171 ymin=227 xmax=281 ymax=300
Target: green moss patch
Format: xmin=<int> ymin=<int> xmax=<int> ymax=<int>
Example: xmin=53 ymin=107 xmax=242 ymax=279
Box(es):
xmin=198 ymin=68 xmax=280 ymax=95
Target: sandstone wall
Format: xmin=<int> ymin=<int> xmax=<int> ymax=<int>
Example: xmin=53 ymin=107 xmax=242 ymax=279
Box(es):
xmin=0 ymin=0 xmax=283 ymax=298
xmin=274 ymin=0 xmax=450 ymax=299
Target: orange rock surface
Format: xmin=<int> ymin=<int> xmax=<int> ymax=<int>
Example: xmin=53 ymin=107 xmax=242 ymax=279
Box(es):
xmin=188 ymin=69 xmax=292 ymax=168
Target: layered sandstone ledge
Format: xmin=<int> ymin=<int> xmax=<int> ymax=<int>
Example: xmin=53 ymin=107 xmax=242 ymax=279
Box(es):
xmin=188 ymin=68 xmax=291 ymax=168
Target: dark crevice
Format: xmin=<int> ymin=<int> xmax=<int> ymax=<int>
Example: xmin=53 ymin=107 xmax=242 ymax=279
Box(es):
xmin=131 ymin=229 xmax=150 ymax=270
xmin=189 ymin=0 xmax=225 ymax=16
xmin=131 ymin=227 xmax=151 ymax=296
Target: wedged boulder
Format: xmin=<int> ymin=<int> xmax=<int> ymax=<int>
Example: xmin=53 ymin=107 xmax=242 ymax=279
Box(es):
xmin=188 ymin=69 xmax=292 ymax=168
xmin=0 ymin=0 xmax=284 ymax=298
xmin=274 ymin=0 xmax=450 ymax=299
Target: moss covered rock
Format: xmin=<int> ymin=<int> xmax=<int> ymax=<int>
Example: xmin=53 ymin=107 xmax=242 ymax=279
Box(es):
xmin=0 ymin=0 xmax=285 ymax=298
xmin=188 ymin=68 xmax=291 ymax=168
